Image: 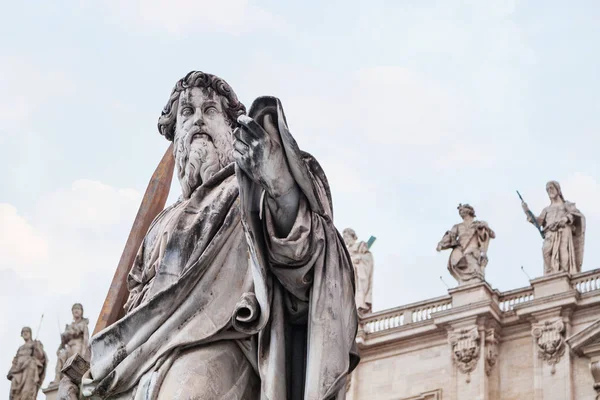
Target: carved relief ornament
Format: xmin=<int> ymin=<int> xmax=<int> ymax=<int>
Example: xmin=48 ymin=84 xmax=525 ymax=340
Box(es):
xmin=485 ymin=329 xmax=499 ymax=376
xmin=532 ymin=319 xmax=566 ymax=374
xmin=449 ymin=326 xmax=480 ymax=382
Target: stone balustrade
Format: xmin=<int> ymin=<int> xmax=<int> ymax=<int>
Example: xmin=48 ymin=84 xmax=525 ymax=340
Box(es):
xmin=362 ymin=295 xmax=452 ymax=334
xmin=361 ymin=269 xmax=600 ymax=335
xmin=572 ymin=269 xmax=600 ymax=294
xmin=498 ymin=287 xmax=534 ymax=311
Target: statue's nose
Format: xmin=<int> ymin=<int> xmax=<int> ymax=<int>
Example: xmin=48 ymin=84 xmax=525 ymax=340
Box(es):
xmin=193 ymin=112 xmax=205 ymax=127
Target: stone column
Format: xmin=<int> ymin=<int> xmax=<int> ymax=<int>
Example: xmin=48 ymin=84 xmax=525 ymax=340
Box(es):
xmin=591 ymin=358 xmax=600 ymax=399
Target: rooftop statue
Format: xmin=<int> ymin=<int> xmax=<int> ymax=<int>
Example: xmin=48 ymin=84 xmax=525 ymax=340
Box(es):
xmin=7 ymin=326 xmax=47 ymax=400
xmin=521 ymin=181 xmax=585 ymax=275
xmin=436 ymin=204 xmax=495 ymax=285
xmin=343 ymin=228 xmax=374 ymax=317
xmin=49 ymin=303 xmax=89 ymax=386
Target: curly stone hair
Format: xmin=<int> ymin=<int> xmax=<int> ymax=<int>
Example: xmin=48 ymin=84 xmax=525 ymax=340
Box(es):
xmin=157 ymin=71 xmax=247 ymax=141
xmin=457 ymin=203 xmax=476 ymax=218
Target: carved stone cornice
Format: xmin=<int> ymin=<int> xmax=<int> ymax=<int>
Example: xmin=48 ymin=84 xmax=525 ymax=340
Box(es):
xmin=532 ymin=318 xmax=566 ymax=374
xmin=449 ymin=326 xmax=480 ymax=382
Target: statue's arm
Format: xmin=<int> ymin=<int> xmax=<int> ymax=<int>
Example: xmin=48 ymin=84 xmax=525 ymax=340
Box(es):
xmin=234 ymin=114 xmax=300 ymax=238
xmin=436 ymin=225 xmax=458 ymax=251
xmin=7 ymin=355 xmax=17 ymax=380
xmin=522 ymin=202 xmax=545 ymax=227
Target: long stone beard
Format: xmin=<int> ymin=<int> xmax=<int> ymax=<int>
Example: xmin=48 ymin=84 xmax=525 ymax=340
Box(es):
xmin=175 ymin=130 xmax=234 ymax=199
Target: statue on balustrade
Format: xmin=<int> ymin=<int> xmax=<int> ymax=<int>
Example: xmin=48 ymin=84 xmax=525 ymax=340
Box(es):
xmin=436 ymin=204 xmax=496 ymax=285
xmin=49 ymin=303 xmax=90 ymax=386
xmin=343 ymin=228 xmax=374 ymax=316
xmin=69 ymin=71 xmax=358 ymax=400
xmin=6 ymin=326 xmax=48 ymax=400
xmin=521 ymin=180 xmax=585 ymax=275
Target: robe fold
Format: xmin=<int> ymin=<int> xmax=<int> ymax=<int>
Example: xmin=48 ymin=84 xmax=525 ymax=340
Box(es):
xmin=82 ymin=96 xmax=359 ymax=400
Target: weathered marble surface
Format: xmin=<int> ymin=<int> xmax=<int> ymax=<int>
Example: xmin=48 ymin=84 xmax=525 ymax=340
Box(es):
xmin=78 ymin=71 xmax=358 ymax=399
xmin=343 ymin=228 xmax=374 ymax=316
xmin=7 ymin=326 xmax=48 ymax=400
xmin=436 ymin=204 xmax=495 ymax=285
xmin=50 ymin=303 xmax=90 ymax=386
xmin=521 ymin=180 xmax=585 ymax=275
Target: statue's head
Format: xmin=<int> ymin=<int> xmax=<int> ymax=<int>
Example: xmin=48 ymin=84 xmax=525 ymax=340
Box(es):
xmin=546 ymin=181 xmax=565 ymax=202
xmin=457 ymin=204 xmax=476 ymax=220
xmin=72 ymin=303 xmax=84 ymax=319
xmin=343 ymin=228 xmax=357 ymax=247
xmin=157 ymin=71 xmax=247 ymax=199
xmin=21 ymin=326 xmax=32 ymax=340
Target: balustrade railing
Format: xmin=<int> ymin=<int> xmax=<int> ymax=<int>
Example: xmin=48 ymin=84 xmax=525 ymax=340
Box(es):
xmin=498 ymin=288 xmax=534 ymax=311
xmin=363 ymin=296 xmax=452 ymax=334
xmin=361 ymin=269 xmax=600 ymax=337
xmin=572 ymin=270 xmax=600 ymax=294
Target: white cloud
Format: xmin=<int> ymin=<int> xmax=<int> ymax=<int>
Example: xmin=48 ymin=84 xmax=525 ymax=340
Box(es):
xmin=38 ymin=179 xmax=141 ymax=228
xmin=1 ymin=180 xmax=141 ymax=290
xmin=0 ymin=204 xmax=50 ymax=277
xmin=100 ymin=0 xmax=287 ymax=36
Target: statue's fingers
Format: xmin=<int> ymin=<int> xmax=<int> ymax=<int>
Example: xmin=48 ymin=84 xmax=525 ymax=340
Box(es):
xmin=237 ymin=115 xmax=267 ymax=139
xmin=233 ymin=127 xmax=252 ymax=146
xmin=233 ymin=139 xmax=249 ymax=154
xmin=233 ymin=148 xmax=252 ymax=175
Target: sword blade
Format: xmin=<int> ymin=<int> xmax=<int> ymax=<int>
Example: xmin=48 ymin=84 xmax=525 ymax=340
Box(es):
xmin=93 ymin=144 xmax=175 ymax=335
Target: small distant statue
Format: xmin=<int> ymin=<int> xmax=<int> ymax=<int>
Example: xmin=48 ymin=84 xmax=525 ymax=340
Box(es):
xmin=436 ymin=204 xmax=496 ymax=285
xmin=50 ymin=303 xmax=90 ymax=386
xmin=343 ymin=228 xmax=374 ymax=316
xmin=6 ymin=326 xmax=48 ymax=400
xmin=520 ymin=181 xmax=585 ymax=275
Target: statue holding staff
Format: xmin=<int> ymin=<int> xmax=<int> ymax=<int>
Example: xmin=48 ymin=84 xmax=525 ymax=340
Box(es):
xmin=520 ymin=181 xmax=585 ymax=275
xmin=6 ymin=326 xmax=48 ymax=400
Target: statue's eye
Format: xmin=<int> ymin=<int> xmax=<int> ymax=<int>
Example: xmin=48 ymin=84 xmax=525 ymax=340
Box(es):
xmin=204 ymin=106 xmax=218 ymax=116
xmin=181 ymin=107 xmax=193 ymax=117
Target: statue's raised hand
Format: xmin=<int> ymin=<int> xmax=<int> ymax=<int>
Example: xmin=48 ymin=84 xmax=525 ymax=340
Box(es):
xmin=233 ymin=114 xmax=296 ymax=199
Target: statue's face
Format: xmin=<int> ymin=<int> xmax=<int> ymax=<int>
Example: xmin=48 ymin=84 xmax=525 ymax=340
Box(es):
xmin=72 ymin=305 xmax=83 ymax=319
xmin=21 ymin=329 xmax=31 ymax=341
xmin=458 ymin=207 xmax=472 ymax=220
xmin=546 ymin=183 xmax=558 ymax=200
xmin=343 ymin=230 xmax=356 ymax=247
xmin=174 ymin=87 xmax=234 ymax=198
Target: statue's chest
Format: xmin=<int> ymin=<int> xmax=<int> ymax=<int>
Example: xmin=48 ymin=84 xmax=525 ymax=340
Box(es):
xmin=142 ymin=180 xmax=241 ymax=278
xmin=546 ymin=205 xmax=567 ymax=222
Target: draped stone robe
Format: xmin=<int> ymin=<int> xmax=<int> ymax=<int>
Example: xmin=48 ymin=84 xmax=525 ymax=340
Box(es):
xmin=438 ymin=220 xmax=495 ymax=284
xmin=82 ymin=97 xmax=359 ymax=400
xmin=7 ymin=340 xmax=47 ymax=400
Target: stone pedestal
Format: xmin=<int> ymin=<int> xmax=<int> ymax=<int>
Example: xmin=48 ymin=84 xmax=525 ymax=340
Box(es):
xmin=42 ymin=383 xmax=58 ymax=400
xmin=448 ymin=281 xmax=496 ymax=308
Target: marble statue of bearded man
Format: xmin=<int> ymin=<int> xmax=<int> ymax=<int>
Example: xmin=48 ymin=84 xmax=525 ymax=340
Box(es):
xmin=7 ymin=326 xmax=48 ymax=400
xmin=81 ymin=71 xmax=359 ymax=400
xmin=521 ymin=180 xmax=585 ymax=275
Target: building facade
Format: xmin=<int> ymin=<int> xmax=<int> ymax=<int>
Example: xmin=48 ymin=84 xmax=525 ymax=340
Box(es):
xmin=347 ymin=269 xmax=600 ymax=400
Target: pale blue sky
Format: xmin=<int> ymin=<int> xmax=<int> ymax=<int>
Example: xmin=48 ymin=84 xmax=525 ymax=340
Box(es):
xmin=1 ymin=0 xmax=599 ymax=396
